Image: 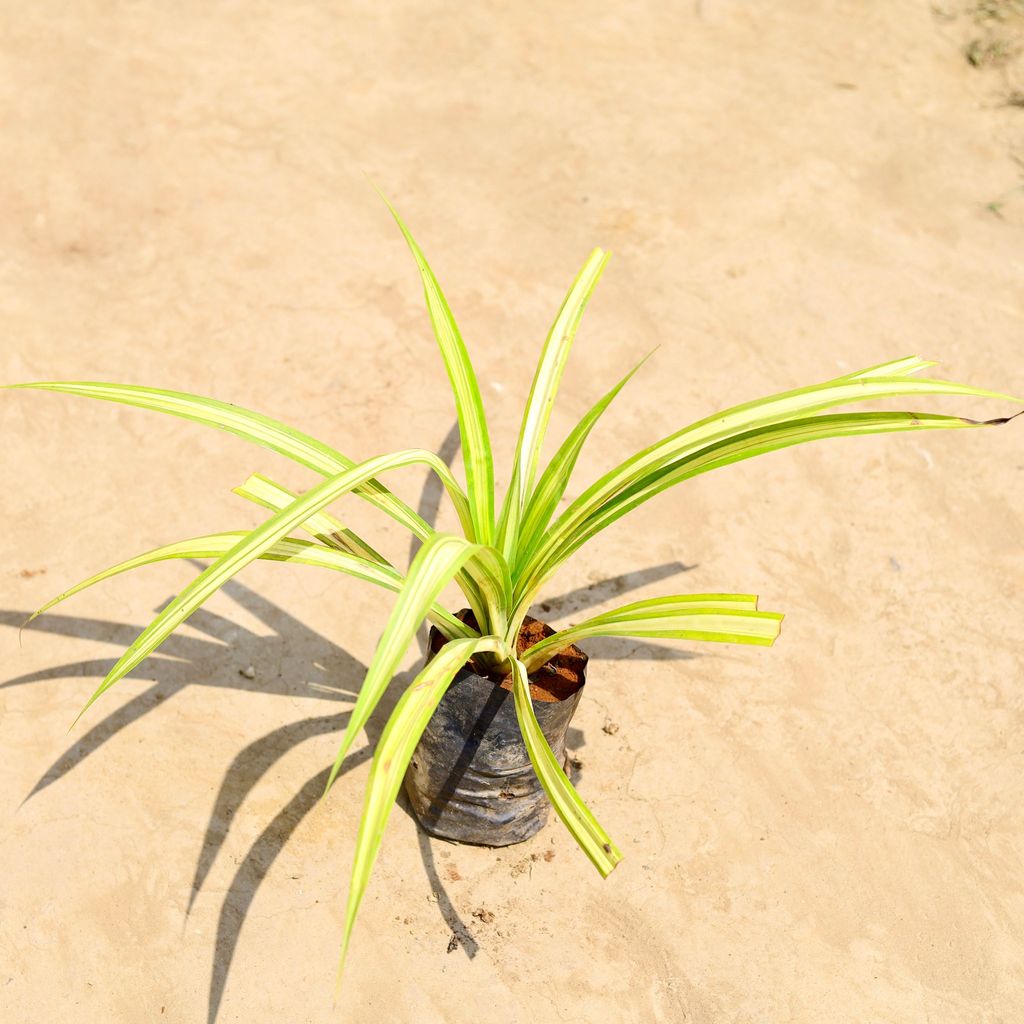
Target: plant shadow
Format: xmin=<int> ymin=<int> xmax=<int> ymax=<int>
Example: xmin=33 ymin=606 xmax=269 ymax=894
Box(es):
xmin=1 ymin=425 xmax=698 ymax=1024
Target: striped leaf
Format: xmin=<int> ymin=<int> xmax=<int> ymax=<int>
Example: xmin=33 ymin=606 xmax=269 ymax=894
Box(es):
xmin=514 ymin=351 xmax=652 ymax=570
xmin=337 ymin=634 xmax=507 ymax=984
xmin=233 ymin=472 xmax=386 ymax=564
xmin=510 ymin=658 xmax=621 ymax=876
xmin=377 ymin=193 xmax=495 ymax=544
xmin=515 ymin=371 xmax=1020 ymax=600
xmin=9 ymin=381 xmax=435 ymax=541
xmin=68 ymin=449 xmax=478 ymax=726
xmin=838 ymin=355 xmax=936 ymax=380
xmin=551 ymin=410 xmax=1002 ymax=577
xmin=497 ymin=248 xmax=609 ymax=557
xmin=25 ymin=532 xmax=471 ymax=640
xmin=520 ymin=595 xmax=782 ymax=671
xmin=495 ymin=460 xmax=524 ymax=565
xmin=520 ymin=409 xmax=1002 ymax=603
xmin=323 ymin=532 xmax=509 ymax=794
xmin=232 ymin=473 xmax=491 ymax=616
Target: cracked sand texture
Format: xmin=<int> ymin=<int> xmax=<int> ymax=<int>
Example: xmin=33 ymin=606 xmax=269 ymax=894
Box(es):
xmin=2 ymin=2 xmax=1024 ymax=1022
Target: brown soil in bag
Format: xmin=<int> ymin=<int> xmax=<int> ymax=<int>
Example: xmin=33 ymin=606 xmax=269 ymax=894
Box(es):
xmin=429 ymin=609 xmax=587 ymax=703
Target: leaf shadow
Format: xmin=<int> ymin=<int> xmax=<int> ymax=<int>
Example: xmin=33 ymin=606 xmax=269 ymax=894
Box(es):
xmin=2 ymin=422 xmax=700 ymax=1023
xmin=3 ymin=574 xmax=395 ymax=1024
xmin=0 ymin=599 xmax=362 ymax=804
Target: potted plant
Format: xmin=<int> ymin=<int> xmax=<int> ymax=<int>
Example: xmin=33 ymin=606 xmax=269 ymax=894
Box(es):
xmin=8 ymin=197 xmax=1018 ymax=985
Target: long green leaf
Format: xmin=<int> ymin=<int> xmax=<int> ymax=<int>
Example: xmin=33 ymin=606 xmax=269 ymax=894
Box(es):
xmin=521 ymin=598 xmax=783 ymax=671
xmin=465 ymin=544 xmax=513 ymax=640
xmin=838 ymin=355 xmax=936 ymax=380
xmin=337 ymin=633 xmax=506 ymax=985
xmin=233 ymin=472 xmax=386 ymax=563
xmin=529 ymin=410 xmax=1002 ymax=596
xmin=514 ymin=351 xmax=652 ymax=571
xmin=516 ymin=369 xmax=1020 ymax=600
xmin=516 ymin=248 xmax=610 ymax=496
xmin=68 ymin=449 xmax=477 ymax=726
xmin=9 ymin=381 xmax=435 ymax=541
xmin=25 ymin=532 xmax=471 ymax=640
xmin=495 ymin=460 xmax=524 ymax=566
xmin=497 ymin=248 xmax=609 ymax=556
xmin=510 ymin=658 xmax=621 ymax=876
xmin=232 ymin=472 xmax=490 ymax=616
xmin=323 ymin=532 xmax=509 ymax=795
xmin=377 ymin=194 xmax=495 ymax=544
xmin=577 ymin=592 xmax=761 ymax=616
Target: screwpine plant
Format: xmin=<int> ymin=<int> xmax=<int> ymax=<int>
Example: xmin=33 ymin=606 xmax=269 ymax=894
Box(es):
xmin=10 ymin=199 xmax=1018 ymax=979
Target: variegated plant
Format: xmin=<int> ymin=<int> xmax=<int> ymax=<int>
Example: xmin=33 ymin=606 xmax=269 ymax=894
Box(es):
xmin=8 ymin=198 xmax=1018 ymax=982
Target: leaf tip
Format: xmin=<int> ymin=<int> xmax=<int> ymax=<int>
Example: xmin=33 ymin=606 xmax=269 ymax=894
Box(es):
xmin=960 ymin=407 xmax=1024 ymax=427
xmin=600 ymin=843 xmax=624 ymax=878
xmin=18 ymin=609 xmax=42 ymax=644
xmin=333 ymin=922 xmax=357 ymax=1003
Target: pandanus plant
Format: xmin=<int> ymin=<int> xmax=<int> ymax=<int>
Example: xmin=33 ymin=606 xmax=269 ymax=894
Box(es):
xmin=8 ymin=197 xmax=1018 ymax=981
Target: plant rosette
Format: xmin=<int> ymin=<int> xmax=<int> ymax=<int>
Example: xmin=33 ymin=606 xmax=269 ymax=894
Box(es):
xmin=7 ymin=194 xmax=1020 ymax=988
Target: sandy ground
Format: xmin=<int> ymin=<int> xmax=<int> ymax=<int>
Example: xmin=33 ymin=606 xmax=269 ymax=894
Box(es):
xmin=2 ymin=2 xmax=1024 ymax=1022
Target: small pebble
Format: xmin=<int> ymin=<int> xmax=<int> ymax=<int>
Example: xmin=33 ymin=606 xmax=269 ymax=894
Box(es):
xmin=239 ymin=665 xmax=256 ymax=679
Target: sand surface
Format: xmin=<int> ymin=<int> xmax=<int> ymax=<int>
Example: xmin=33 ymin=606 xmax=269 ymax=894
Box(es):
xmin=2 ymin=3 xmax=1024 ymax=1022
